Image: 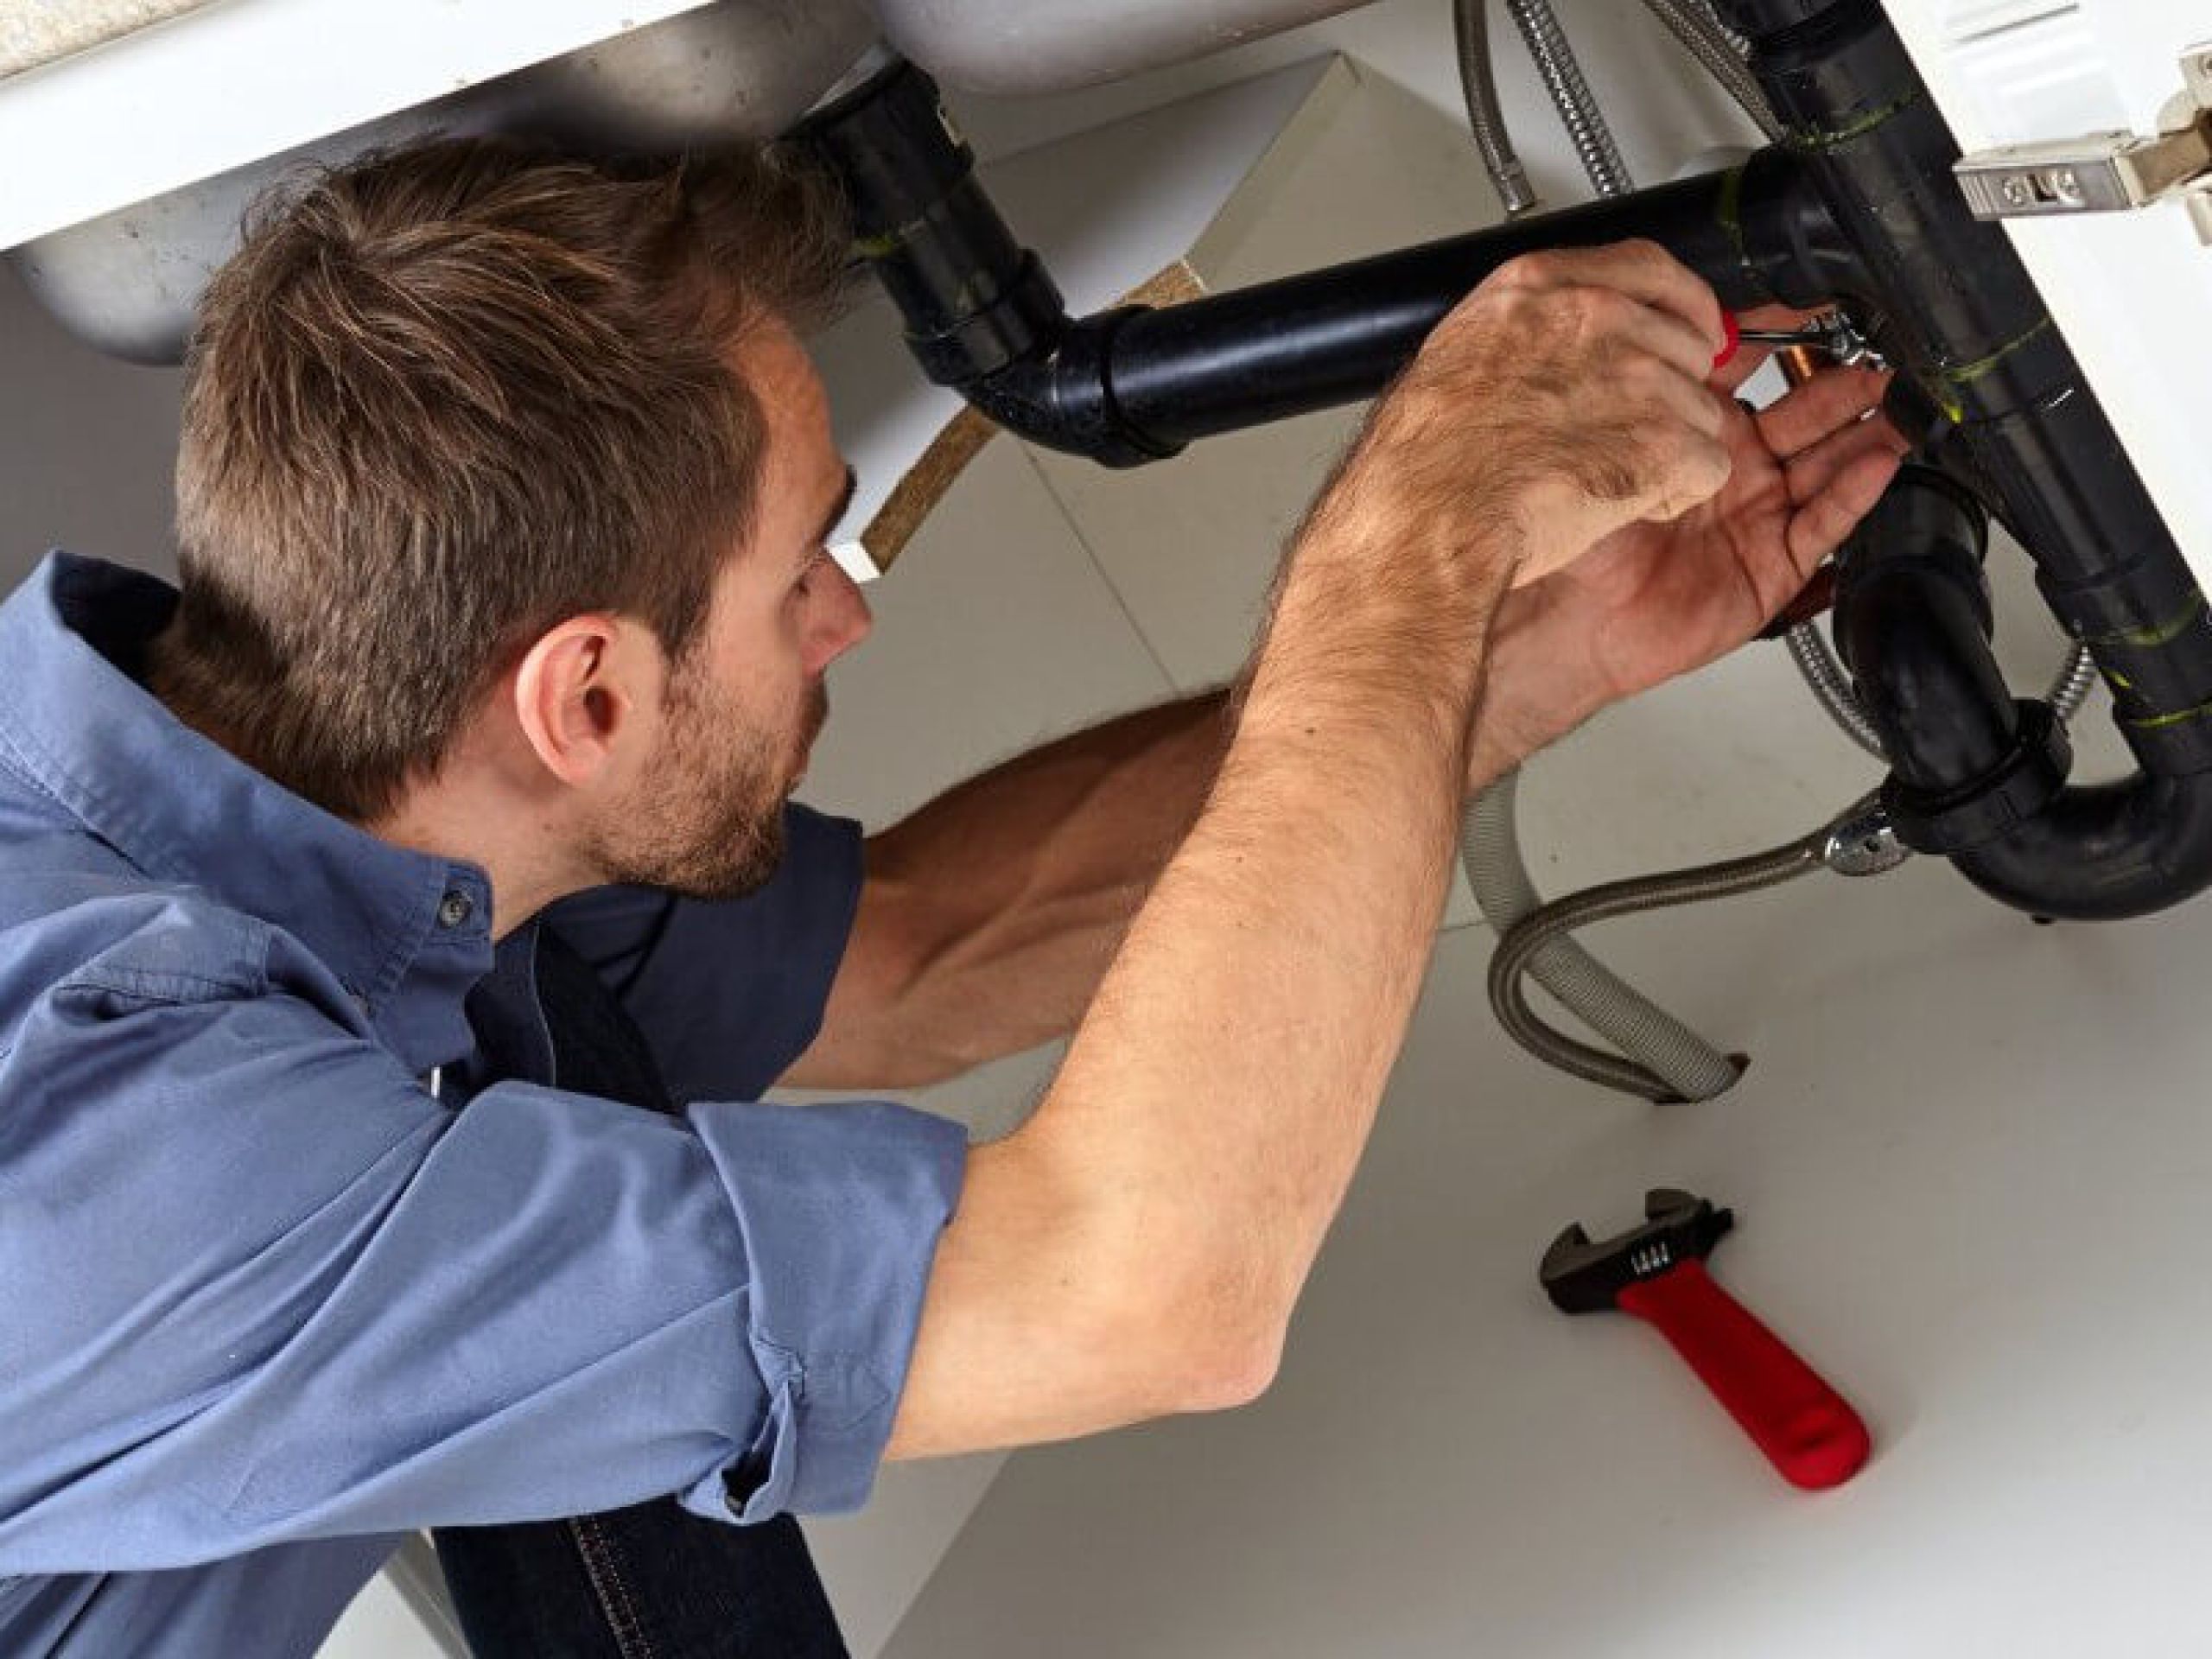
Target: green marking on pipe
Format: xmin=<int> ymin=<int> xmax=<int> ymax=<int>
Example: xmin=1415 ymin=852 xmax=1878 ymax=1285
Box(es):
xmin=2090 ymin=601 xmax=2209 ymax=652
xmin=2107 ymin=668 xmax=2135 ymax=692
xmin=1938 ymin=317 xmax=2054 ymax=391
xmin=1782 ymin=89 xmax=1923 ymax=154
xmin=2126 ymin=699 xmax=2212 ymax=731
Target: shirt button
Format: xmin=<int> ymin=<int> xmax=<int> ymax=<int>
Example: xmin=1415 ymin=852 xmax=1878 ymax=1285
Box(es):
xmin=436 ymin=890 xmax=475 ymax=930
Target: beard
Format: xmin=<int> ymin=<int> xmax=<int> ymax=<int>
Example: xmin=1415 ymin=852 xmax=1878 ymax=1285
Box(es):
xmin=587 ymin=664 xmax=827 ymax=903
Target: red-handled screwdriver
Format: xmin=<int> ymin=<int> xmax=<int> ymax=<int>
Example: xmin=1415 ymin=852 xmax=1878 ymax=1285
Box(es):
xmin=1714 ymin=310 xmax=1882 ymax=371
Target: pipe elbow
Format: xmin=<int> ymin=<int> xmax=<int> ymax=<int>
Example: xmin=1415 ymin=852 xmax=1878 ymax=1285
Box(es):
xmin=1953 ymin=775 xmax=2212 ymax=921
xmin=1835 ymin=465 xmax=2212 ymax=920
xmin=956 ymin=317 xmax=1184 ymax=468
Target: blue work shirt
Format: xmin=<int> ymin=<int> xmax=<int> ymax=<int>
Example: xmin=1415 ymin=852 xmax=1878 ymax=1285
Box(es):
xmin=0 ymin=553 xmax=968 ymax=1656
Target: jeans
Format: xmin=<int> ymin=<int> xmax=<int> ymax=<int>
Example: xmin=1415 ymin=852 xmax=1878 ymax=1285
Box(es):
xmin=432 ymin=930 xmax=849 ymax=1658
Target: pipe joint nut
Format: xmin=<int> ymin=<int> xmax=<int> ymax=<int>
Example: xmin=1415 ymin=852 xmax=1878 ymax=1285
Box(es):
xmin=906 ymin=250 xmax=1067 ymax=383
xmin=1882 ymin=699 xmax=2072 ymax=853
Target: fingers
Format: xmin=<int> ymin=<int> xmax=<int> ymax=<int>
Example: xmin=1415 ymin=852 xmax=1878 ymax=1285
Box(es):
xmin=1638 ymin=429 xmax=1736 ymax=524
xmin=1529 ymin=288 xmax=1733 ymax=544
xmin=1643 ymin=353 xmax=1731 ymax=440
xmin=1784 ymin=442 xmax=1904 ymax=577
xmin=1782 ymin=405 xmax=1909 ymax=505
xmin=1345 ymin=238 xmax=1740 ymax=588
xmin=1609 ymin=290 xmax=1727 ymax=386
xmin=1490 ymin=240 xmax=1727 ymax=359
xmin=1756 ymin=566 xmax=1839 ymax=639
xmin=1754 ymin=365 xmax=1891 ymax=458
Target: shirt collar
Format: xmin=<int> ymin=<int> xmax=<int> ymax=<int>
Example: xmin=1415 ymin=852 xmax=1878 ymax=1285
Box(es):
xmin=0 ymin=552 xmax=493 ymax=1073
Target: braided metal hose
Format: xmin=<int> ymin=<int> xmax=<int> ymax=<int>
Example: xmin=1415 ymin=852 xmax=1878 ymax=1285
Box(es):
xmin=1503 ymin=0 xmax=1634 ymax=196
xmin=2049 ymin=637 xmax=2100 ymax=717
xmin=1639 ymin=0 xmax=1783 ymax=141
xmin=1453 ymin=0 xmax=1539 ymax=215
xmin=1485 ymin=804 xmax=1867 ymax=1100
xmin=1786 ymin=624 xmax=1888 ymax=756
xmin=1464 ymin=774 xmax=1745 ymax=1100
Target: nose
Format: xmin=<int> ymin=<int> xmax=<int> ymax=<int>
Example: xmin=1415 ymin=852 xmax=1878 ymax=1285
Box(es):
xmin=803 ymin=560 xmax=874 ymax=675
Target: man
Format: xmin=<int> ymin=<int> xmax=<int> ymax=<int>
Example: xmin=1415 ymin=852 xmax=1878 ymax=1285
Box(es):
xmin=0 ymin=138 xmax=1900 ymax=1656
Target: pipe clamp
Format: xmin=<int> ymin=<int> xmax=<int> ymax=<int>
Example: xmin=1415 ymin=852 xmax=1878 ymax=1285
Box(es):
xmin=1882 ymin=700 xmax=2072 ymax=854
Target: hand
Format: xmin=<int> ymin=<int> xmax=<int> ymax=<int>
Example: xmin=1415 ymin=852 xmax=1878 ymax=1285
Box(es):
xmin=1315 ymin=239 xmax=1736 ymax=595
xmin=1466 ymin=314 xmax=1908 ymax=785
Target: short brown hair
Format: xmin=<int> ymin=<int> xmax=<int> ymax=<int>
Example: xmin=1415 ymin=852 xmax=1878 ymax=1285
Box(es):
xmin=162 ymin=136 xmax=849 ymax=821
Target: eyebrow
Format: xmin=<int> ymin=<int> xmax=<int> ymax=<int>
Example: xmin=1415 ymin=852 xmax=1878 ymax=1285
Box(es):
xmin=810 ymin=465 xmax=858 ymax=561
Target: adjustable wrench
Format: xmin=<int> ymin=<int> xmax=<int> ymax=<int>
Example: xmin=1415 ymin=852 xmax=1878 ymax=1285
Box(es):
xmin=1540 ymin=1188 xmax=1872 ymax=1490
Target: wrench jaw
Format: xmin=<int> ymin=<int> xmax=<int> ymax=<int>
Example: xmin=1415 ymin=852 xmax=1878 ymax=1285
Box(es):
xmin=1539 ymin=1189 xmax=1737 ymax=1315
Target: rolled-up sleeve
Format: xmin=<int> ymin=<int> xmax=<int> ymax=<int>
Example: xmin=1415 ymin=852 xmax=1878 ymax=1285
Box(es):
xmin=0 ymin=980 xmax=964 ymax=1573
xmin=687 ymin=1100 xmax=963 ymax=1521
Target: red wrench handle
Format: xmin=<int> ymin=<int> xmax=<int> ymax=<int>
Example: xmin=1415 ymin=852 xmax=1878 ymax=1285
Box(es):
xmin=1615 ymin=1259 xmax=1870 ymax=1491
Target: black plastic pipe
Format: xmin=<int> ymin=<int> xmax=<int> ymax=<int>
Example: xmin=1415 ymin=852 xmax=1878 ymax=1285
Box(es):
xmin=1708 ymin=0 xmax=2212 ymax=918
xmin=1099 ymin=156 xmax=1841 ymax=450
xmin=1832 ymin=469 xmax=2022 ymax=797
xmin=796 ymin=59 xmax=1855 ymax=466
xmin=802 ymin=37 xmax=2212 ymax=918
xmin=1954 ymin=780 xmax=2212 ymax=923
xmin=1711 ymin=0 xmax=2212 ymax=783
xmin=1834 ymin=468 xmax=2212 ymax=920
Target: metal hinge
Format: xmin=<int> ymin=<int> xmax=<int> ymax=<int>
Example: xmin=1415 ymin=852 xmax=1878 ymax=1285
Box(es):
xmin=1954 ymin=42 xmax=2212 ymax=243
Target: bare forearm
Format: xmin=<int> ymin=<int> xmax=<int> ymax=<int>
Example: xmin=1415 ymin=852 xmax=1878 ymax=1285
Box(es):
xmin=889 ymin=524 xmax=1506 ymax=1458
xmin=827 ymin=618 xmax=1578 ymax=1096
xmin=1027 ymin=505 xmax=1507 ymax=1388
xmin=815 ymin=693 xmax=1231 ymax=1086
xmin=887 ymin=242 xmax=1740 ymax=1461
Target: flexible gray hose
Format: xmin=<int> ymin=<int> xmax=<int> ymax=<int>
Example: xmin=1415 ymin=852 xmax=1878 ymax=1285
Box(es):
xmin=1463 ymin=774 xmax=1745 ymax=1099
xmin=1453 ymin=0 xmax=1540 ymax=215
xmin=1487 ymin=813 xmax=1842 ymax=1100
xmin=1503 ymin=0 xmax=1634 ymax=197
xmin=1639 ymin=0 xmax=1783 ymax=140
xmin=1458 ymin=0 xmax=1748 ymax=1096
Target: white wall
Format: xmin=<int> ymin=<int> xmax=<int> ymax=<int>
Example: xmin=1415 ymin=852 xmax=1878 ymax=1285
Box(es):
xmin=0 ymin=258 xmax=183 ymax=591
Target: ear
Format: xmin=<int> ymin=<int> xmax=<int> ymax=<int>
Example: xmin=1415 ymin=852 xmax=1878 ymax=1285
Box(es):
xmin=511 ymin=614 xmax=653 ymax=787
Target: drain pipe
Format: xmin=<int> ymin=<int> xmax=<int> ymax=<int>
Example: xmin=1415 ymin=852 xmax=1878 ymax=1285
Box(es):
xmin=806 ymin=36 xmax=2212 ymax=919
xmin=795 ymin=57 xmax=1854 ymax=466
xmin=1835 ymin=468 xmax=2212 ymax=920
xmin=1714 ymin=0 xmax=2212 ymax=918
